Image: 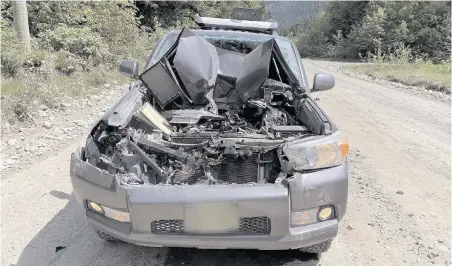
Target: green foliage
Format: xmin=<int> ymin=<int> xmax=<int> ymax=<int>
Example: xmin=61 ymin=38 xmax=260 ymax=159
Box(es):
xmin=344 ymin=61 xmax=451 ymax=94
xmin=287 ymin=1 xmax=451 ymax=61
xmin=22 ymin=50 xmax=55 ymax=78
xmin=85 ymin=2 xmax=150 ymax=61
xmin=347 ymin=7 xmax=386 ymax=55
xmin=1 ymin=0 xmax=152 ymax=80
xmin=135 ymin=1 xmax=264 ymax=30
xmin=12 ymin=102 xmax=29 ymax=122
xmin=26 ymin=1 xmax=87 ymax=36
xmin=323 ymin=1 xmax=369 ymax=39
xmin=1 ymin=1 xmax=152 ymax=122
xmin=39 ymin=25 xmax=112 ymax=64
xmin=1 ymin=21 xmax=25 ymax=77
xmin=329 ymin=30 xmax=355 ymax=59
xmin=54 ymin=51 xmax=82 ymax=75
xmin=364 ymin=42 xmax=415 ymax=65
xmin=33 ymin=1 xmax=150 ymax=66
xmin=0 ymin=1 xmax=12 ymax=22
xmin=1 ymin=80 xmax=23 ymax=96
xmin=194 ymin=1 xmax=263 ymax=18
xmin=291 ymin=12 xmax=329 ymax=58
xmin=288 ymin=1 xmax=369 ymax=59
xmin=25 ymin=50 xmax=46 ymax=67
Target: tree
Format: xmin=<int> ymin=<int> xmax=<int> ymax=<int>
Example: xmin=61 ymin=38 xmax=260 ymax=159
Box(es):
xmin=347 ymin=6 xmax=386 ymax=56
xmin=135 ymin=1 xmax=264 ymax=30
xmin=12 ymin=0 xmax=30 ymax=51
xmin=324 ymin=1 xmax=369 ymax=40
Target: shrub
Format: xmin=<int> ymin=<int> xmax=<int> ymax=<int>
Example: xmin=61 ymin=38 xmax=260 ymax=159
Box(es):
xmin=54 ymin=51 xmax=82 ymax=75
xmin=287 ymin=2 xmax=450 ymax=60
xmin=292 ymin=12 xmax=330 ymax=58
xmin=1 ymin=21 xmax=25 ymax=77
xmin=86 ymin=2 xmax=150 ymax=61
xmin=1 ymin=80 xmax=24 ymax=96
xmin=363 ymin=42 xmax=419 ymax=65
xmin=39 ymin=25 xmax=112 ymax=65
xmin=327 ymin=30 xmax=357 ymax=59
xmin=12 ymin=102 xmax=29 ymax=122
xmin=21 ymin=50 xmax=55 ymax=78
xmin=0 ymin=1 xmax=158 ymax=123
xmin=347 ymin=7 xmax=386 ymax=57
xmin=25 ymin=50 xmax=46 ymax=67
xmin=26 ymin=1 xmax=87 ymax=36
xmin=386 ymin=42 xmax=413 ymax=64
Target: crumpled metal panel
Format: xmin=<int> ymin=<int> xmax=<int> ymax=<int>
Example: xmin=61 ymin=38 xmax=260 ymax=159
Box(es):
xmin=162 ymin=109 xmax=224 ymax=124
xmin=234 ymin=38 xmax=301 ymax=104
xmin=104 ymin=86 xmax=144 ymax=128
xmin=216 ymin=47 xmax=245 ymax=78
xmin=70 ymin=153 xmax=115 ymax=189
xmin=235 ymin=39 xmax=273 ymax=102
xmin=139 ymin=61 xmax=181 ymax=108
xmin=173 ymin=29 xmax=219 ymax=104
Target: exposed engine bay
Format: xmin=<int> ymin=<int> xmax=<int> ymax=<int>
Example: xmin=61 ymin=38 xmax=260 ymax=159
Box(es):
xmin=83 ymin=28 xmax=333 ymax=187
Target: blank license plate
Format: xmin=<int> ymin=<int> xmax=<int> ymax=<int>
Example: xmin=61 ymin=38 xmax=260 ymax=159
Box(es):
xmin=184 ymin=203 xmax=239 ymax=233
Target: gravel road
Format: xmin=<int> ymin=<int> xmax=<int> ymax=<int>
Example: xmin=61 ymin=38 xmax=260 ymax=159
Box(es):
xmin=1 ymin=60 xmax=450 ymax=266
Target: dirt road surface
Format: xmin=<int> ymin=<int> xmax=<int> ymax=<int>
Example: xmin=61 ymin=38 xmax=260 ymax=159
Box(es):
xmin=2 ymin=60 xmax=450 ymax=266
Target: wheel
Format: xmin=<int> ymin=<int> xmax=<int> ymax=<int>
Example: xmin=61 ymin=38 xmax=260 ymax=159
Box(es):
xmin=94 ymin=228 xmax=122 ymax=242
xmin=299 ymin=239 xmax=333 ymax=254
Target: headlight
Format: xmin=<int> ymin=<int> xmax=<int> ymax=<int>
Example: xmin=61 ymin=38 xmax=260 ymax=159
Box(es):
xmin=281 ymin=132 xmax=349 ymax=171
xmin=79 ymin=118 xmax=103 ymax=148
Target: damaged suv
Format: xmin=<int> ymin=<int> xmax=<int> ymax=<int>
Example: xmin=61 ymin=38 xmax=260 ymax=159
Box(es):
xmin=70 ymin=13 xmax=348 ymax=254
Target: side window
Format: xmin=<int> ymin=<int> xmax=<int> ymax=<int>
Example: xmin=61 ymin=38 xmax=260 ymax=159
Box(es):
xmin=291 ymin=41 xmax=310 ymax=90
xmin=145 ymin=34 xmax=176 ymax=70
xmin=144 ymin=35 xmax=167 ymax=70
xmin=151 ymin=35 xmax=178 ymax=63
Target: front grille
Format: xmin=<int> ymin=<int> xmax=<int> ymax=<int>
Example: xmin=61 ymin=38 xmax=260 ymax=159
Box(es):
xmin=173 ymin=154 xmax=259 ymax=184
xmin=152 ymin=216 xmax=270 ymax=235
xmin=152 ymin=219 xmax=184 ymax=234
xmin=235 ymin=217 xmax=271 ymax=234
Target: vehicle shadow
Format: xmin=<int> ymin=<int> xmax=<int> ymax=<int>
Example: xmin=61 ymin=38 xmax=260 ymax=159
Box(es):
xmin=163 ymin=247 xmax=319 ymax=266
xmin=14 ymin=191 xmax=319 ymax=266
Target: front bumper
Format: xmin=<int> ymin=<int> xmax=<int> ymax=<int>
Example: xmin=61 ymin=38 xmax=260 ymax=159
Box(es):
xmin=70 ymin=151 xmax=348 ymax=250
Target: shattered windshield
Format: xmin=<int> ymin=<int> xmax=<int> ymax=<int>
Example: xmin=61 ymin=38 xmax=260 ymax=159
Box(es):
xmin=150 ymin=32 xmax=302 ymax=83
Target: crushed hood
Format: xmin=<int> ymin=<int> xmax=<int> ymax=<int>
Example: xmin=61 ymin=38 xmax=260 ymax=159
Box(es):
xmin=173 ymin=29 xmax=219 ymax=104
xmin=87 ymin=28 xmax=333 ymax=187
xmin=139 ymin=28 xmax=301 ymax=109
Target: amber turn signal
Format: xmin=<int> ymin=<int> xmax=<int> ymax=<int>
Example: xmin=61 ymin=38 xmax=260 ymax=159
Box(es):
xmin=339 ymin=135 xmax=349 ymax=160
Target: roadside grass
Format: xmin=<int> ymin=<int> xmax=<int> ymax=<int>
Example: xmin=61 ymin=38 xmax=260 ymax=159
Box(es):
xmin=1 ymin=67 xmax=130 ymax=123
xmin=343 ymin=62 xmax=451 ymax=94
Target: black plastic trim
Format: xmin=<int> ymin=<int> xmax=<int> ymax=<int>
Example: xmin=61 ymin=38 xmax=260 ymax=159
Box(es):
xmin=86 ymin=209 xmax=131 ymax=234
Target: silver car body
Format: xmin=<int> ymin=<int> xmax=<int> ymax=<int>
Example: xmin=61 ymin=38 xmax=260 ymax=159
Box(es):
xmin=70 ymin=27 xmax=348 ymax=250
xmin=70 ymin=148 xmax=347 ymax=249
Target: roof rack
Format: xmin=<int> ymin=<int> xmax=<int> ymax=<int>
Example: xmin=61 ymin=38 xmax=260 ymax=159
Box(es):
xmin=193 ymin=14 xmax=278 ymax=35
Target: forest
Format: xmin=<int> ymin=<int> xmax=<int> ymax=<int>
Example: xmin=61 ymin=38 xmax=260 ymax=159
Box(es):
xmin=287 ymin=1 xmax=451 ymax=61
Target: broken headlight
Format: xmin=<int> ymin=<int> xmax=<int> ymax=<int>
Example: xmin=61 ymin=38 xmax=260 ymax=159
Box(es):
xmin=282 ymin=132 xmax=349 ymax=171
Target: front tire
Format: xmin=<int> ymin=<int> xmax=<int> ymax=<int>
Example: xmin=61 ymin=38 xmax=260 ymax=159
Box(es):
xmin=299 ymin=239 xmax=333 ymax=254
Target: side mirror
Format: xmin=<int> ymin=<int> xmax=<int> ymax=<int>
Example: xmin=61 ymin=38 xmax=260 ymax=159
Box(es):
xmin=119 ymin=60 xmax=139 ymax=78
xmin=312 ymin=73 xmax=335 ymax=91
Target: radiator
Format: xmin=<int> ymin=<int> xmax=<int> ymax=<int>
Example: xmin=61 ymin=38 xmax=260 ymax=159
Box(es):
xmin=173 ymin=153 xmax=259 ymax=184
